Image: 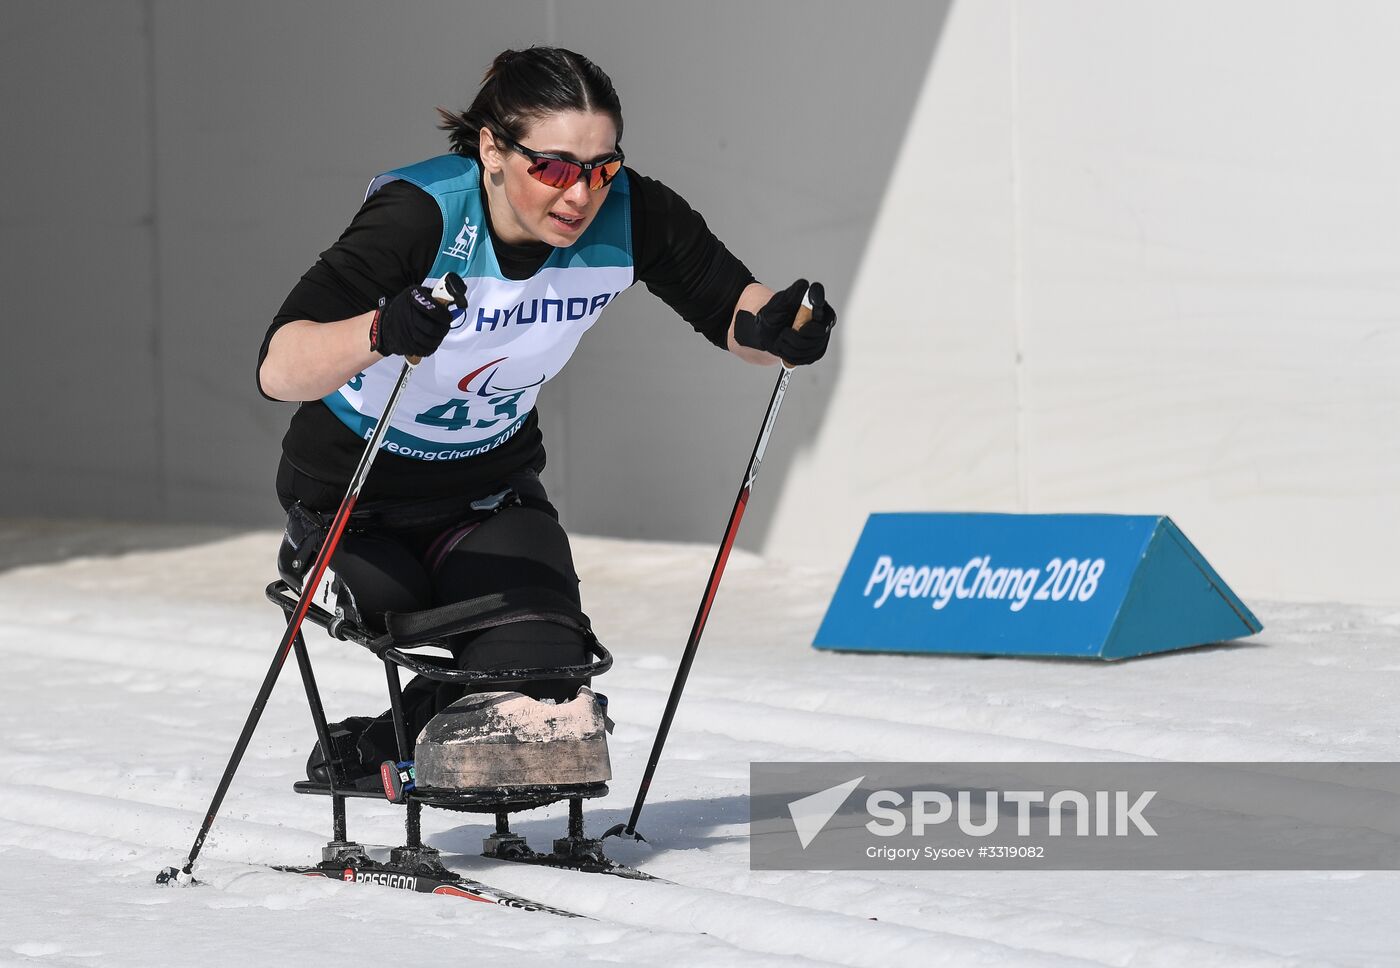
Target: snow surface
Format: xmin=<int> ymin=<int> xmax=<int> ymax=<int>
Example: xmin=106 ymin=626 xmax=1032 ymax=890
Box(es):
xmin=0 ymin=520 xmax=1397 ymax=967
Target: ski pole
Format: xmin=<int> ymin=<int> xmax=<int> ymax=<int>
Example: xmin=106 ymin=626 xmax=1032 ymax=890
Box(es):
xmin=158 ymin=274 xmax=466 ymax=885
xmin=606 ymin=291 xmax=815 ymax=842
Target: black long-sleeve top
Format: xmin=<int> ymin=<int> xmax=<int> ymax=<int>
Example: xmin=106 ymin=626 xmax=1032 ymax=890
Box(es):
xmin=261 ymin=167 xmax=754 ymax=506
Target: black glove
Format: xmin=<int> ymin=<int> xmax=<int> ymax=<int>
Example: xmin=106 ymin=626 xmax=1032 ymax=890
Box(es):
xmin=369 ymin=274 xmax=467 ymax=358
xmin=733 ymin=279 xmax=837 ymax=366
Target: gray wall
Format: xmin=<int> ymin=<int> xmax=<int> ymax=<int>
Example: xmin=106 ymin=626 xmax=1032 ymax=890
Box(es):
xmin=1 ymin=1 xmax=947 ymax=546
xmin=3 ymin=2 xmax=164 ymax=517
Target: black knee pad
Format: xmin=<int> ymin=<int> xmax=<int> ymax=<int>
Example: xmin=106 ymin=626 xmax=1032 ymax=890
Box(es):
xmin=276 ymin=504 xmax=328 ymax=590
xmin=431 ymin=507 xmax=589 ymax=701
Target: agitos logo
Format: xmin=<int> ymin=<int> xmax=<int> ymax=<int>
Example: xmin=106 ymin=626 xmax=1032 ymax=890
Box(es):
xmin=457 ymin=356 xmax=546 ymax=396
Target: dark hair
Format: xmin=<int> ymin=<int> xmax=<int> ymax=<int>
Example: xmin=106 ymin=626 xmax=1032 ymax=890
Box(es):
xmin=437 ymin=47 xmax=623 ymax=159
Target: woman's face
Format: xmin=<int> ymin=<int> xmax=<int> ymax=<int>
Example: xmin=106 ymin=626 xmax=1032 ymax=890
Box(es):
xmin=480 ymin=110 xmax=620 ymax=248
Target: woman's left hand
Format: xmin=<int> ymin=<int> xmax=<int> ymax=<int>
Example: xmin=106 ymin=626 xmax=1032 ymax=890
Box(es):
xmin=734 ymin=279 xmax=837 ymax=365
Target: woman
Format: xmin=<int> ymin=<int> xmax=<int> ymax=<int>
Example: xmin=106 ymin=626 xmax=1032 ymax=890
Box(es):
xmin=258 ymin=47 xmax=835 ymax=786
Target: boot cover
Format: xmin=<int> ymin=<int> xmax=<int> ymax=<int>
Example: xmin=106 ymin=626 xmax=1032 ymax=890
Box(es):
xmin=414 ymin=687 xmax=611 ymax=790
xmin=306 ymin=713 xmax=402 ymax=790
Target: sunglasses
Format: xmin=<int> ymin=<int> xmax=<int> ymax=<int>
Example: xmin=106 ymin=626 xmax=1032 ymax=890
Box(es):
xmin=499 ymin=135 xmax=624 ymax=191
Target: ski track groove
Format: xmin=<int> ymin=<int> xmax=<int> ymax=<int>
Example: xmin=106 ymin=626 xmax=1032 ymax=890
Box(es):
xmin=0 ymin=750 xmax=1375 ymax=968
xmin=0 ymin=784 xmax=1032 ymax=965
xmin=609 ymin=684 xmax=1153 ymax=763
xmin=675 ymin=668 xmax=1388 ymax=762
xmin=0 ymin=621 xmax=396 ymax=703
xmin=0 ymin=781 xmax=1081 ymax=966
xmin=631 ymin=854 xmax=1336 ymax=968
xmin=0 ymin=782 xmax=330 ymax=863
xmin=438 ymin=854 xmax=1115 ymax=968
xmin=0 ymin=813 xmax=830 ymax=966
xmin=0 ymin=847 xmax=841 ymax=968
xmin=0 ymin=784 xmax=1164 ymax=967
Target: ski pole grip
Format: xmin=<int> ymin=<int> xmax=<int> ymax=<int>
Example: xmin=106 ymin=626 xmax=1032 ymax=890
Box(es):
xmin=406 ymin=274 xmax=468 ymax=366
xmin=430 ymin=276 xmax=457 ymax=306
xmin=781 ymin=291 xmax=815 ymax=369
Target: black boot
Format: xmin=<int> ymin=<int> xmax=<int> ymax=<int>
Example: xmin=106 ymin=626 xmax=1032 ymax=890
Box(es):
xmin=305 ymin=716 xmax=375 ymax=785
xmin=305 ymin=712 xmax=406 ymax=790
xmin=355 ymin=712 xmax=403 ymax=768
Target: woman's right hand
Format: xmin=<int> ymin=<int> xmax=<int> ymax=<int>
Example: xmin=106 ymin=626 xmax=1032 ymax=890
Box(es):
xmin=369 ymin=284 xmax=458 ymax=359
xmin=259 ymin=275 xmax=468 ymax=402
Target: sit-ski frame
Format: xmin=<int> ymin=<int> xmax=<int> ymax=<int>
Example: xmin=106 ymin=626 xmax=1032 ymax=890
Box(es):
xmin=264 ymin=578 xmax=624 ymax=872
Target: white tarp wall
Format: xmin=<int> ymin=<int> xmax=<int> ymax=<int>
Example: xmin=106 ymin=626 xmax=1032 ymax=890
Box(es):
xmin=764 ymin=1 xmax=1400 ymax=605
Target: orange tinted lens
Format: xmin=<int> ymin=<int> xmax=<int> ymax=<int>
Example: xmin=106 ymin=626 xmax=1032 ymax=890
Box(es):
xmin=588 ymin=159 xmax=623 ymax=190
xmin=528 ymin=158 xmax=583 ymax=188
